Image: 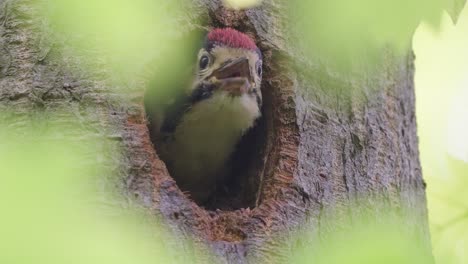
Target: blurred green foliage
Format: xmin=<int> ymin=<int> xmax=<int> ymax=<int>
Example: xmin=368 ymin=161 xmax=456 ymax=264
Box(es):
xmin=0 ymin=118 xmax=188 ymax=263
xmin=291 ymin=220 xmax=432 ymax=264
xmin=289 ymin=0 xmax=449 ymax=69
xmin=46 ymin=0 xmax=192 ymax=78
xmin=414 ymin=6 xmax=468 ymax=264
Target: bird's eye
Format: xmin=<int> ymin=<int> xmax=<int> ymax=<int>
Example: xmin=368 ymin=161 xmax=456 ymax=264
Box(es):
xmin=199 ymin=55 xmax=210 ymax=70
xmin=256 ymin=63 xmax=262 ymax=76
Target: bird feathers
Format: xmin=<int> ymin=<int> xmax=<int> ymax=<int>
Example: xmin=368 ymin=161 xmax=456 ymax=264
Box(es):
xmin=207 ymin=28 xmax=258 ymax=51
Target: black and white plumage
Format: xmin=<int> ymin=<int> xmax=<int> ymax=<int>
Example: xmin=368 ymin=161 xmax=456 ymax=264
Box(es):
xmin=153 ymin=28 xmax=263 ymax=202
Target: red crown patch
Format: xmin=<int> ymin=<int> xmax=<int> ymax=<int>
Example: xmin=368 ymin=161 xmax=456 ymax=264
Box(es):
xmin=207 ymin=28 xmax=257 ymax=50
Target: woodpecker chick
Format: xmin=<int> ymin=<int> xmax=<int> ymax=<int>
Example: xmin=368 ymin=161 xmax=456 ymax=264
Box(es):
xmin=156 ymin=28 xmax=263 ymax=203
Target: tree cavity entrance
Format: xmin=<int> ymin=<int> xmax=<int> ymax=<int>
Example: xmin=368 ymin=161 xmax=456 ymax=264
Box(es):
xmin=143 ymin=30 xmax=270 ymax=211
xmin=145 ymin=77 xmax=269 ymax=211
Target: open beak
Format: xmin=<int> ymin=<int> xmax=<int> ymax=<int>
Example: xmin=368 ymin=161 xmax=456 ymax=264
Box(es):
xmin=209 ymin=57 xmax=253 ymax=96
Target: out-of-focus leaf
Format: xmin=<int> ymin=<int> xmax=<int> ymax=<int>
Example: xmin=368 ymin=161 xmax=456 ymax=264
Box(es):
xmin=0 ymin=115 xmax=196 ymax=263
xmin=290 ymin=211 xmax=432 ymax=264
xmin=45 ymin=0 xmax=193 ymax=81
xmin=289 ymin=0 xmax=449 ymax=70
xmin=414 ymin=5 xmax=468 ymax=264
xmin=445 ymin=0 xmax=467 ymax=23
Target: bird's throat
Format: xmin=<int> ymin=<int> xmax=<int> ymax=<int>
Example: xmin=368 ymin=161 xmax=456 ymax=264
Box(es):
xmin=167 ymin=93 xmax=260 ymax=198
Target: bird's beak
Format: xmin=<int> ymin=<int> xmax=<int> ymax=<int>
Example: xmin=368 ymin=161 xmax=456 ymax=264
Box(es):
xmin=210 ymin=57 xmax=252 ymax=82
xmin=208 ymin=57 xmax=253 ymax=96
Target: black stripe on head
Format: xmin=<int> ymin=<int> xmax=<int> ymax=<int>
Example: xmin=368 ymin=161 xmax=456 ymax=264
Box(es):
xmin=203 ymin=38 xmax=216 ymax=53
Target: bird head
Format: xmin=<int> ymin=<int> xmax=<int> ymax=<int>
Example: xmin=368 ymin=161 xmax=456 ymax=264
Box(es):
xmin=193 ymin=28 xmax=263 ymax=108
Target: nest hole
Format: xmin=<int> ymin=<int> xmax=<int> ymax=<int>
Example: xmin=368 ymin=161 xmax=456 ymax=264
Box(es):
xmin=144 ymin=28 xmax=273 ymax=211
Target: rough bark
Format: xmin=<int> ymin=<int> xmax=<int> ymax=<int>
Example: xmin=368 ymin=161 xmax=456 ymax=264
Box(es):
xmin=1 ymin=0 xmax=464 ymax=263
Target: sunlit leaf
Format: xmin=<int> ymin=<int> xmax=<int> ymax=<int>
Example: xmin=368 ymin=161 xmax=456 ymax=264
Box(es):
xmin=414 ymin=5 xmax=468 ymax=264
xmin=223 ymin=0 xmax=262 ymax=10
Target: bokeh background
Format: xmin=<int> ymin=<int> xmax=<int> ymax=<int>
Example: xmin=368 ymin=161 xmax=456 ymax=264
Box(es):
xmin=414 ymin=6 xmax=468 ymax=264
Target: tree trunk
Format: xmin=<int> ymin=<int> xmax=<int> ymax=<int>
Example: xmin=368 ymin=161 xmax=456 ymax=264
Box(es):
xmin=1 ymin=0 xmax=464 ymax=263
